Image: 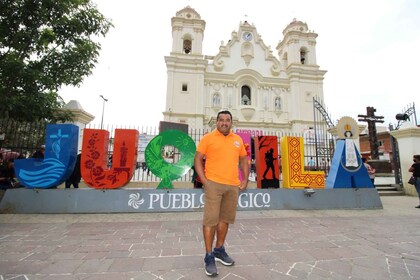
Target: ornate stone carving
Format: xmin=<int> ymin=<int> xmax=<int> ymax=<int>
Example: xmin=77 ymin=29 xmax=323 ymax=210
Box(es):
xmin=271 ymin=63 xmax=280 ymax=76
xmin=241 ymin=42 xmax=254 ymax=66
xmin=214 ymin=59 xmax=224 ymax=71
xmin=241 ymin=107 xmax=255 ymax=120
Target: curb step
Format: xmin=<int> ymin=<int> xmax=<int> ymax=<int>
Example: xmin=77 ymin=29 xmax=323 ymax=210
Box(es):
xmin=376 ymin=184 xmax=405 ymax=196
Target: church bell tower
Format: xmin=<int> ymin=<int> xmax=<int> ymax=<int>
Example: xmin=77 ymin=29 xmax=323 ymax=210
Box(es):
xmin=163 ymin=6 xmax=207 ymax=128
xmin=276 ymin=19 xmax=326 ymax=131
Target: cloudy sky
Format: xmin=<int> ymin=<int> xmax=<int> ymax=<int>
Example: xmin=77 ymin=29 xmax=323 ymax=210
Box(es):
xmin=59 ymin=0 xmax=420 ymax=128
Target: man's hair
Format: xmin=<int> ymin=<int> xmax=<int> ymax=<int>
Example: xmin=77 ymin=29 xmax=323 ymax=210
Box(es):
xmin=414 ymin=155 xmax=420 ymax=161
xmin=217 ymin=110 xmax=232 ymax=121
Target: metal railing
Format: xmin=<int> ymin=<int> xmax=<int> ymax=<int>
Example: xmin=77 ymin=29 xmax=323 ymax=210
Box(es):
xmin=0 ymin=119 xmax=336 ymax=183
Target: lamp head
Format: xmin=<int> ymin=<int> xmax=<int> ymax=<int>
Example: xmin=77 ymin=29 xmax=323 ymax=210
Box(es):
xmin=395 ymin=113 xmax=409 ymax=121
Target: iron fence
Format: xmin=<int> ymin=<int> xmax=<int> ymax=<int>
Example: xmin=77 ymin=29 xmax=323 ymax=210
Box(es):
xmin=87 ymin=124 xmax=336 ymax=183
xmin=0 ymin=119 xmax=336 ymax=183
xmin=0 ymin=119 xmax=47 ymax=160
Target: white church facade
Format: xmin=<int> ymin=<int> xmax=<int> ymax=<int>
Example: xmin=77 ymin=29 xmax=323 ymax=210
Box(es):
xmin=163 ymin=6 xmax=327 ymax=134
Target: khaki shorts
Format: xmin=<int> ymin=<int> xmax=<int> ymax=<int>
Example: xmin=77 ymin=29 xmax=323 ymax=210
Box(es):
xmin=203 ymin=180 xmax=239 ymax=227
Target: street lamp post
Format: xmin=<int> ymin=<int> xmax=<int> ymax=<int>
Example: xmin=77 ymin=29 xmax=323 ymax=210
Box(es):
xmin=99 ymin=95 xmax=108 ymax=129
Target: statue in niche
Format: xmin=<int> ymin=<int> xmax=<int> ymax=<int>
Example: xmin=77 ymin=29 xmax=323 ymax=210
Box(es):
xmin=213 ymin=93 xmax=220 ymax=107
xmin=241 ymin=94 xmax=250 ymax=105
xmin=275 ymin=97 xmax=281 ymax=111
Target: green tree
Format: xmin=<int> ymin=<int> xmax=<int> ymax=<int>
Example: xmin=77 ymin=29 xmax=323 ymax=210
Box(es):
xmin=0 ymin=0 xmax=113 ymax=122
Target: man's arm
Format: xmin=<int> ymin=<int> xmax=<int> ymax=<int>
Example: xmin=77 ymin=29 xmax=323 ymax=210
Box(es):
xmin=194 ymin=152 xmax=207 ymax=186
xmin=239 ymin=155 xmax=249 ymax=191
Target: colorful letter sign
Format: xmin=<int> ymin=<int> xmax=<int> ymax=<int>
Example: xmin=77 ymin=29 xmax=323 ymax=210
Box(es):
xmin=14 ymin=125 xmax=372 ymax=191
xmin=81 ymin=129 xmax=139 ymax=189
xmin=237 ymin=132 xmax=251 ymax=181
xmin=15 ymin=124 xmax=79 ymax=188
xmin=255 ymin=136 xmax=280 ymax=188
xmin=145 ymin=130 xmax=195 ymax=189
xmin=280 ymin=136 xmax=325 ymax=188
xmin=326 ymin=139 xmax=374 ymax=188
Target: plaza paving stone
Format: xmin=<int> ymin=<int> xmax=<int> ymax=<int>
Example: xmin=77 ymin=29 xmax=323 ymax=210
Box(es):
xmin=0 ymin=196 xmax=420 ymax=279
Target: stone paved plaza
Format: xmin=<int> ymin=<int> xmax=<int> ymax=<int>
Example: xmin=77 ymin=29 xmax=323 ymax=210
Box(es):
xmin=1 ymin=196 xmax=420 ymax=280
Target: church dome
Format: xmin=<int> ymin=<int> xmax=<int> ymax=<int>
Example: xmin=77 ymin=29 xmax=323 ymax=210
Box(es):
xmin=64 ymin=100 xmax=84 ymax=110
xmin=175 ymin=6 xmax=201 ymax=20
xmin=282 ymin=18 xmax=308 ymax=35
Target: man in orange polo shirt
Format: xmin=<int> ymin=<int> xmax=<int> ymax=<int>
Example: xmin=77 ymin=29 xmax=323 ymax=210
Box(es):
xmin=194 ymin=110 xmax=249 ymax=277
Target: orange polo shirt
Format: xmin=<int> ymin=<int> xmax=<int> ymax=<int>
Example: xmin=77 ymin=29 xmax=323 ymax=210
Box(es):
xmin=196 ymin=129 xmax=247 ymax=186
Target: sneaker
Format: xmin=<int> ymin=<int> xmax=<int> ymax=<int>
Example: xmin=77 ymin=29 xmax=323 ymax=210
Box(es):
xmin=204 ymin=253 xmax=218 ymax=277
xmin=415 ymin=205 xmax=420 ymax=209
xmin=213 ymin=246 xmax=235 ymax=266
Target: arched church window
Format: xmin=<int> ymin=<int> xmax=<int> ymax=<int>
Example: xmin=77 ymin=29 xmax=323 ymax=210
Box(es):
xmin=300 ymin=49 xmax=307 ymax=64
xmin=183 ymin=40 xmax=192 ymax=54
xmin=275 ymin=97 xmax=281 ymax=111
xmin=282 ymin=52 xmax=288 ymax=67
xmin=241 ymin=85 xmax=251 ymax=105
